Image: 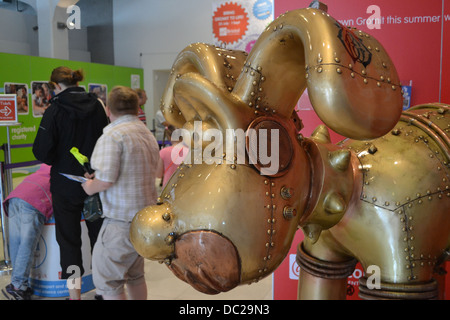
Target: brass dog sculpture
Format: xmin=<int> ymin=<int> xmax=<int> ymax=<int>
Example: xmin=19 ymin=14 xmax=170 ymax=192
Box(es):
xmin=130 ymin=7 xmax=450 ymax=299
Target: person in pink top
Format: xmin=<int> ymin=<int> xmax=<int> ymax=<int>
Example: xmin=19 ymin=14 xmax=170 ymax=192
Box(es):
xmin=156 ymin=130 xmax=189 ymax=188
xmin=2 ymin=164 xmax=52 ymax=300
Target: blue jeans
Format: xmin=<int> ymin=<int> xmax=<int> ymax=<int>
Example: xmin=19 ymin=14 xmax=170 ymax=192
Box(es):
xmin=7 ymin=198 xmax=45 ymax=291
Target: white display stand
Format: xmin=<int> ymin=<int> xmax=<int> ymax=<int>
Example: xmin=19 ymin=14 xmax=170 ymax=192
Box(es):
xmin=29 ymin=215 xmax=95 ymax=297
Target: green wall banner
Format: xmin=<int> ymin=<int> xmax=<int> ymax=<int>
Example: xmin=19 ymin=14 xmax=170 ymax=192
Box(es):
xmin=0 ymin=53 xmax=144 ymax=165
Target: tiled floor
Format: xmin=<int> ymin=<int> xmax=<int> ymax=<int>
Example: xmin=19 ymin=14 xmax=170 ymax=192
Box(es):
xmin=0 ymin=259 xmax=273 ymax=300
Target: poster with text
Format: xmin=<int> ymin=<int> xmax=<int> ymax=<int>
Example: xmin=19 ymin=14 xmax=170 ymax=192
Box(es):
xmin=272 ymin=0 xmax=450 ymax=300
xmin=212 ymin=0 xmax=274 ymax=52
xmin=0 ymin=94 xmax=18 ymax=123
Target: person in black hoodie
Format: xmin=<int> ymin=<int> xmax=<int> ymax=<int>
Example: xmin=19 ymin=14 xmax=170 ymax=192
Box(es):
xmin=33 ymin=66 xmax=109 ymax=300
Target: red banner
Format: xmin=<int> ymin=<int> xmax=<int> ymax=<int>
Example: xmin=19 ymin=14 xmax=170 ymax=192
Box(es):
xmin=273 ymin=0 xmax=450 ymax=300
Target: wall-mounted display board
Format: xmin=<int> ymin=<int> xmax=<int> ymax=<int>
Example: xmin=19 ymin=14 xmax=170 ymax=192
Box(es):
xmin=0 ymin=52 xmax=144 ymax=165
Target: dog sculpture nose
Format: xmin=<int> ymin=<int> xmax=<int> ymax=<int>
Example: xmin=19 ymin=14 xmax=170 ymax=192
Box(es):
xmin=130 ymin=203 xmax=241 ymax=294
xmin=167 ymin=230 xmax=241 ymax=294
xmin=130 ymin=202 xmax=175 ymax=261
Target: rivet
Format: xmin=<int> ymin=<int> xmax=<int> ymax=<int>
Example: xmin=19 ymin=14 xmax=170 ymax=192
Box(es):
xmin=368 ymin=145 xmax=378 ymax=154
xmin=336 ymin=68 xmax=342 ymax=74
xmin=317 ymin=67 xmax=323 ymax=73
xmin=364 ymin=79 xmax=368 ymax=84
xmin=165 ymin=233 xmax=176 ymax=245
xmin=280 ymin=186 xmax=292 ymax=199
xmin=283 ymin=206 xmax=297 ymax=220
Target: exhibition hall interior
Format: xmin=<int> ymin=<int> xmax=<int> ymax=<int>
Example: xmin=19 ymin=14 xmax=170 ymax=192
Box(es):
xmin=0 ymin=0 xmax=448 ymax=301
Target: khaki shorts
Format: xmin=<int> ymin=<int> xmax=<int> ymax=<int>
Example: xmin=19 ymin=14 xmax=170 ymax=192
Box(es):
xmin=92 ymin=218 xmax=145 ymax=296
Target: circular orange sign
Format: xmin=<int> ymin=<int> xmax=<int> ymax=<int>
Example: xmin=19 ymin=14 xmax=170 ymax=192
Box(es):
xmin=213 ymin=2 xmax=249 ymax=44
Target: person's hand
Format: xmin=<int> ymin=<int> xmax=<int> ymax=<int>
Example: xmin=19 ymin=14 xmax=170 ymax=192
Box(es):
xmin=84 ymin=171 xmax=95 ymax=179
xmin=81 ymin=179 xmax=94 ymax=196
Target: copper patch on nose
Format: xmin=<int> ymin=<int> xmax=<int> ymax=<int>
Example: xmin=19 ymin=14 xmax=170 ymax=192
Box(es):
xmin=168 ymin=230 xmax=241 ymax=294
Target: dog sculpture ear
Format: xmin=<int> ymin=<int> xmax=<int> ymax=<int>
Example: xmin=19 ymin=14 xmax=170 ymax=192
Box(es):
xmin=160 ymin=43 xmax=250 ymax=131
xmin=232 ymin=8 xmax=403 ymax=140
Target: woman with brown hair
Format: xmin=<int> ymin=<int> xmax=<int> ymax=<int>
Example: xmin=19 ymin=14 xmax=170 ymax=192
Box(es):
xmin=33 ymin=66 xmax=109 ymax=300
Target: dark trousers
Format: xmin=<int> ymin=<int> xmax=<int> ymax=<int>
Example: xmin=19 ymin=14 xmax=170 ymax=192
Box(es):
xmin=52 ymin=193 xmax=103 ymax=279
